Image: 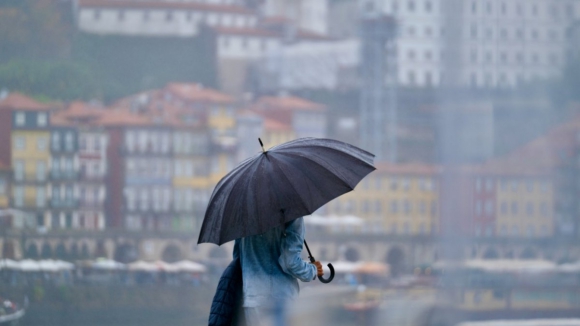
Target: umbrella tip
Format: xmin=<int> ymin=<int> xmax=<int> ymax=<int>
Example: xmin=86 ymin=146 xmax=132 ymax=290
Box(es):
xmin=259 ymin=138 xmax=265 ymax=153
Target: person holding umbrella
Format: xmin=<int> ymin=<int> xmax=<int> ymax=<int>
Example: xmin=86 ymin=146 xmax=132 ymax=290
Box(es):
xmin=201 ymin=138 xmax=375 ymax=325
xmin=231 ymin=216 xmax=324 ymax=325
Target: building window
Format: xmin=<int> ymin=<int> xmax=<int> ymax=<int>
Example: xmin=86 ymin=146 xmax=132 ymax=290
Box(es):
xmin=118 ymin=10 xmax=125 ymax=21
xmin=166 ymin=11 xmax=173 ymax=21
xmin=14 ymin=160 xmax=24 ymax=180
xmin=408 ymin=49 xmax=415 ymax=60
xmin=500 ymin=28 xmax=507 ymax=39
xmin=470 ymin=49 xmax=477 ymax=63
xmin=484 ymin=200 xmax=494 ymax=215
xmin=241 ymin=38 xmax=248 ymax=49
xmin=387 ymin=178 xmax=397 ymax=191
xmin=37 ymin=113 xmax=47 ymax=127
xmin=475 ymin=200 xmax=482 ymax=216
xmin=475 ymin=177 xmax=482 ymax=192
xmin=14 ymin=136 xmax=25 ymax=150
xmin=526 ymin=181 xmax=534 ymax=192
xmin=425 ymin=72 xmax=432 ymax=86
xmin=36 ymin=186 xmax=45 ymax=207
xmin=37 ymin=137 xmax=47 ymax=151
xmin=531 ymin=29 xmax=538 ymax=40
xmin=65 ymin=132 xmax=74 ymax=151
xmin=403 ymin=200 xmax=411 ymax=214
xmin=485 ymin=52 xmax=492 ymax=63
xmin=540 ymin=181 xmax=548 ymax=193
xmin=470 ymin=25 xmax=477 ymax=38
xmin=52 ymin=133 xmax=60 ymax=151
xmin=94 ymin=10 xmax=101 ymax=20
xmin=540 ymin=202 xmax=548 ymax=217
xmin=471 ymin=1 xmax=477 ymax=14
xmin=485 ymin=28 xmax=493 ymax=39
xmin=485 ymin=178 xmax=493 ymax=191
xmin=408 ymin=71 xmax=416 ymax=85
xmin=14 ymin=186 xmax=24 ymax=207
xmin=516 ymin=29 xmax=524 ymax=40
xmin=390 ymin=200 xmax=398 ymax=213
xmin=511 ymin=181 xmax=518 ymax=192
xmin=425 ymin=1 xmax=432 ymax=12
xmin=15 ymin=112 xmax=25 ymax=126
xmin=486 ymin=1 xmax=492 ymax=14
xmin=500 ymin=201 xmax=508 ymax=214
xmin=501 ymin=2 xmax=506 ymax=14
xmin=36 ymin=161 xmax=46 ymax=181
xmin=526 ymin=202 xmax=534 ymax=216
xmin=408 ymin=0 xmax=415 ymax=12
xmin=511 ymin=202 xmax=518 ymax=215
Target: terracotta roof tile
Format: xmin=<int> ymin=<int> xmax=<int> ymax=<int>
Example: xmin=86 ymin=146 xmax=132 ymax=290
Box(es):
xmin=96 ymin=110 xmax=151 ymax=127
xmin=78 ymin=0 xmax=255 ymax=15
xmin=0 ymin=93 xmax=53 ymax=111
xmin=254 ymin=95 xmax=325 ymax=111
xmin=212 ymin=26 xmax=279 ymax=38
xmin=264 ymin=118 xmax=292 ymax=131
xmin=165 ymin=83 xmax=234 ymax=104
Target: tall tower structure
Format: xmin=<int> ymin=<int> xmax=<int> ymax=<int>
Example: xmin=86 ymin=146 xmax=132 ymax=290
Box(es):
xmin=359 ymin=6 xmax=396 ymax=162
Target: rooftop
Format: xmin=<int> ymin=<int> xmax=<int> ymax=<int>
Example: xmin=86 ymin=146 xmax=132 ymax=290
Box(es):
xmin=0 ymin=93 xmax=54 ymax=111
xmin=254 ymin=95 xmax=325 ymax=111
xmin=78 ymin=0 xmax=255 ymax=15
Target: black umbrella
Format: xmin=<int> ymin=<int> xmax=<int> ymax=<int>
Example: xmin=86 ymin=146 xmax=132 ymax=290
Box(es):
xmin=198 ymin=137 xmax=376 ymax=283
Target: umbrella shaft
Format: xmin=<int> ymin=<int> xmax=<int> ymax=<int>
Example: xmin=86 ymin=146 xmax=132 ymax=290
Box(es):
xmin=303 ymin=240 xmax=315 ymax=263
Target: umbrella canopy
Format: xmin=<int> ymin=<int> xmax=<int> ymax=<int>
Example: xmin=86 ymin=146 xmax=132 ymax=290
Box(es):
xmin=91 ymin=258 xmax=126 ymax=270
xmin=154 ymin=261 xmax=181 ymax=273
xmin=0 ymin=259 xmax=19 ymax=270
xmin=198 ymin=138 xmax=375 ymax=245
xmin=173 ymin=260 xmax=207 ymax=273
xmin=18 ymin=259 xmax=41 ymax=272
xmin=128 ymin=260 xmax=158 ymax=272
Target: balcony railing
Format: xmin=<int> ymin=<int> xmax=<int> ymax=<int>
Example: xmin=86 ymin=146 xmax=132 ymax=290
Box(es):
xmin=79 ymin=171 xmax=105 ymax=182
xmin=13 ymin=174 xmax=48 ymax=183
xmin=50 ymin=198 xmax=79 ymax=209
xmin=10 ymin=198 xmax=48 ymax=209
xmin=50 ymin=170 xmax=79 ymax=180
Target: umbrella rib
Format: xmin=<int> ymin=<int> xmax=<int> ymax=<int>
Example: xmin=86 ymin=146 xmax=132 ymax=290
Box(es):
xmin=273 ymin=153 xmax=357 ymax=214
xmin=276 ymin=151 xmax=356 ymax=191
xmin=269 ymin=155 xmax=312 ymax=216
xmin=198 ymin=155 xmax=259 ymax=244
xmin=216 ymin=157 xmax=263 ymax=244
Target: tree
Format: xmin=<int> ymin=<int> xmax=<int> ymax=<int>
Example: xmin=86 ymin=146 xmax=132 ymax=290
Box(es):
xmin=0 ymin=0 xmax=70 ymax=62
xmin=0 ymin=60 xmax=99 ymax=100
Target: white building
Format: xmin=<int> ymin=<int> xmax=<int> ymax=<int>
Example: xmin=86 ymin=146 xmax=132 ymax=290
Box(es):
xmin=265 ymin=0 xmax=580 ymax=91
xmin=263 ymin=0 xmax=329 ymax=35
xmin=366 ymin=0 xmax=580 ymax=88
xmin=75 ymin=0 xmax=258 ymax=37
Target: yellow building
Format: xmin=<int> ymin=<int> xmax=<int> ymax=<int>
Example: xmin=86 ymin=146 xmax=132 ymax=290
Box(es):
xmin=326 ymin=163 xmax=439 ymax=235
xmin=0 ymin=93 xmax=54 ymax=228
xmin=0 ymin=163 xmax=10 ymax=209
xmin=494 ymin=174 xmax=554 ymax=238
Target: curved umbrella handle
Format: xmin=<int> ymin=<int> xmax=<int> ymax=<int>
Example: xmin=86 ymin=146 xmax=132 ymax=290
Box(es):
xmin=318 ymin=263 xmax=335 ymax=283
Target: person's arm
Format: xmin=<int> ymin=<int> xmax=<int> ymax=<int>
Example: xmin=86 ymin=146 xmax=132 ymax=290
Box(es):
xmin=278 ymin=218 xmax=317 ymax=282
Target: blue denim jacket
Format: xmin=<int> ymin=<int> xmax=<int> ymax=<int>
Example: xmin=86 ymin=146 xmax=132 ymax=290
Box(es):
xmin=233 ymin=217 xmax=316 ymax=308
